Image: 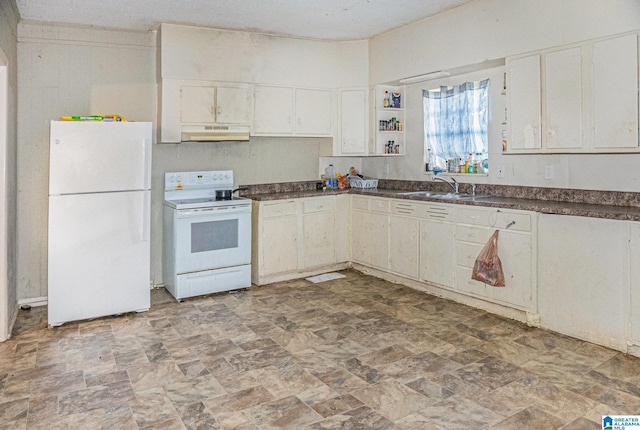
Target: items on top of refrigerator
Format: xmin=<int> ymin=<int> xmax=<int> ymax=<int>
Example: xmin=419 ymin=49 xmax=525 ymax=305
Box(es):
xmin=60 ymin=115 xmax=128 ymax=122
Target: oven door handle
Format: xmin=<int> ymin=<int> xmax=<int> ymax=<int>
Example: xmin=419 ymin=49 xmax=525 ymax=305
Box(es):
xmin=177 ymin=206 xmax=251 ymax=218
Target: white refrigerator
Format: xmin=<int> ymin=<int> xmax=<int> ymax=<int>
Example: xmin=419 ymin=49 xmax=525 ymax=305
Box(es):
xmin=48 ymin=121 xmax=152 ymax=326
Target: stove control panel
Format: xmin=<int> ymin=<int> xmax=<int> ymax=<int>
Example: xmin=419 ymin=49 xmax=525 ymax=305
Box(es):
xmin=165 ymin=170 xmax=234 ymax=191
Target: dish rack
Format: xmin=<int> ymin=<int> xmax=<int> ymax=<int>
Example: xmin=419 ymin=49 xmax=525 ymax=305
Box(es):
xmin=348 ymin=176 xmax=378 ymax=189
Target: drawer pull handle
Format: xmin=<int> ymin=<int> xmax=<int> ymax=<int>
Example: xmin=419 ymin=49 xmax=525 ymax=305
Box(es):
xmin=506 ymin=221 xmax=516 ymax=229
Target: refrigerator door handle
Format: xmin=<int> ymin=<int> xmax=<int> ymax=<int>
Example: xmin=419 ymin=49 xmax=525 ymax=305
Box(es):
xmin=143 ymin=137 xmax=152 ymax=190
xmin=143 ymin=192 xmax=150 ymax=242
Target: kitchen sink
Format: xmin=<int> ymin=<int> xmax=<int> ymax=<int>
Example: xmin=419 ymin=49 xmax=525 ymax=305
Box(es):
xmin=431 ymin=192 xmax=472 ymax=200
xmin=397 ymin=191 xmax=444 ymax=197
xmin=397 ymin=191 xmax=489 ymax=200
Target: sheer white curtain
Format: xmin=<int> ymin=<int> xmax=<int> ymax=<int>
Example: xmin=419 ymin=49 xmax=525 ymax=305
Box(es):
xmin=423 ymin=78 xmax=489 ymax=170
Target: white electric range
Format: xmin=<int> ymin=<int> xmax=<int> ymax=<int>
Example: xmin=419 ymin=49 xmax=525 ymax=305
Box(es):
xmin=163 ymin=170 xmax=252 ymax=300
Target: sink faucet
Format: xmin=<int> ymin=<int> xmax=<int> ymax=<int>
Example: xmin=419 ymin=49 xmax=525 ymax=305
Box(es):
xmin=433 ymin=177 xmax=459 ymax=193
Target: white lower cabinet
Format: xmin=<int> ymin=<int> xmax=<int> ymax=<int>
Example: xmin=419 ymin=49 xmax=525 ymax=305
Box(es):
xmin=255 ymin=200 xmax=299 ymax=278
xmin=302 ymin=197 xmax=336 ymax=269
xmin=538 ymin=215 xmax=627 ymax=351
xmin=389 ymin=201 xmax=420 ymax=279
xmin=351 ymin=196 xmax=389 ymax=270
xmin=352 ymin=196 xmax=537 ymax=314
xmin=420 ymin=204 xmax=455 ymax=289
xmin=252 ymin=195 xmax=348 ymax=285
xmin=454 ymin=207 xmax=537 ymax=312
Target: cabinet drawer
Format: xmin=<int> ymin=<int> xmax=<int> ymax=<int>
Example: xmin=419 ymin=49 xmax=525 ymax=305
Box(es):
xmin=369 ymin=198 xmax=390 ymax=214
xmin=351 ymin=195 xmax=369 ymax=211
xmin=421 ymin=204 xmax=453 ymax=221
xmin=391 ymin=200 xmax=421 ymax=216
xmin=456 ymin=207 xmax=531 ymax=232
xmin=456 ymin=241 xmax=483 ymax=268
xmin=455 ymin=225 xmax=491 ymax=244
xmin=491 ymin=211 xmax=531 ymax=232
xmin=261 ymin=200 xmax=297 ymax=218
xmin=303 ymin=196 xmax=335 ymax=214
xmin=456 ymin=266 xmax=487 ymax=296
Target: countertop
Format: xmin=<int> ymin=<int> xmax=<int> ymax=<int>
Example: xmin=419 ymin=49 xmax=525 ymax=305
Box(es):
xmin=242 ymin=180 xmax=640 ymax=222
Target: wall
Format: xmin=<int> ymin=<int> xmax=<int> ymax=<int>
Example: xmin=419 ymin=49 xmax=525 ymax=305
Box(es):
xmin=360 ymin=0 xmax=640 ymax=192
xmin=161 ymin=23 xmax=339 ymax=88
xmin=16 ymin=23 xmax=157 ymax=302
xmin=16 ymin=22 xmax=332 ymax=301
xmin=0 ymin=0 xmax=19 ymax=338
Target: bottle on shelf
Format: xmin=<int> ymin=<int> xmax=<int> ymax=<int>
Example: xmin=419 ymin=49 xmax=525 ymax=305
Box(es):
xmin=473 ymin=152 xmax=482 ymax=174
xmin=466 ymin=153 xmax=475 ymax=173
xmin=383 ymin=91 xmax=390 ymax=108
xmin=391 ymin=92 xmax=401 ymax=108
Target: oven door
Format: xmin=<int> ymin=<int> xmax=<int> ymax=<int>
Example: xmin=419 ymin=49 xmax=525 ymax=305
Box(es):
xmin=174 ymin=204 xmax=251 ymax=274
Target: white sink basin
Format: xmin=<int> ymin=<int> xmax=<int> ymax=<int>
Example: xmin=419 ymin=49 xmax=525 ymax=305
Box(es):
xmin=397 ymin=191 xmax=444 ymax=197
xmin=398 ymin=191 xmax=488 ymax=200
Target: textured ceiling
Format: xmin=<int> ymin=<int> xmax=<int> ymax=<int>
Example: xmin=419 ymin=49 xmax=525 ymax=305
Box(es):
xmin=14 ymin=0 xmax=474 ymax=40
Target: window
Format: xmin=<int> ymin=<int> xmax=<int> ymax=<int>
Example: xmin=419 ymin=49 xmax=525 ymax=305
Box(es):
xmin=423 ymin=78 xmax=489 ymax=172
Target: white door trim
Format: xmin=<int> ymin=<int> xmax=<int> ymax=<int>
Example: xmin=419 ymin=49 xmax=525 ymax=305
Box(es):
xmin=0 ymin=48 xmax=9 ymax=341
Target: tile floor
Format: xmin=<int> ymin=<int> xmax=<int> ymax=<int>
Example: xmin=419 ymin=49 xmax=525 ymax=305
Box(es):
xmin=1 ymin=269 xmax=640 ymax=429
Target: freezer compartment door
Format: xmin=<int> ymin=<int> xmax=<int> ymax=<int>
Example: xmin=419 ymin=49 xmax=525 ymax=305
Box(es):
xmin=48 ymin=190 xmax=150 ymax=326
xmin=49 ymin=121 xmax=152 ymax=194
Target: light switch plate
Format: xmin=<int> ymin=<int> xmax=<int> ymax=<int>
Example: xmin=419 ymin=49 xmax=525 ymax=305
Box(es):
xmin=497 ymin=165 xmax=505 ymax=179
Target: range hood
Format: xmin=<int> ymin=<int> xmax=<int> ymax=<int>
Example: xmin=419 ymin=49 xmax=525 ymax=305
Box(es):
xmin=181 ymin=124 xmax=250 ymax=142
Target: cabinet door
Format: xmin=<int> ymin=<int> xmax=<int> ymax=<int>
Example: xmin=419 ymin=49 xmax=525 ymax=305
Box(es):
xmin=545 ymin=46 xmax=583 ymax=150
xmin=303 ymin=211 xmax=336 ymax=269
xmin=339 ymin=88 xmax=368 ymax=155
xmin=253 ymin=86 xmax=294 ymax=134
xmin=389 ymin=216 xmax=419 ymax=279
xmin=261 ymin=215 xmax=298 ymax=276
xmin=538 ymin=215 xmax=626 ymax=350
xmin=489 ymin=230 xmax=533 ymax=310
xmin=181 ymin=86 xmax=215 ymax=123
xmin=420 ymin=220 xmax=455 ymax=289
xmin=593 ymin=33 xmax=639 ymax=151
xmin=351 ymin=210 xmax=388 ymax=269
xmin=216 ymin=86 xmax=250 ymax=125
xmin=295 ymin=88 xmax=332 ymax=135
xmin=508 ymin=54 xmax=541 ymax=150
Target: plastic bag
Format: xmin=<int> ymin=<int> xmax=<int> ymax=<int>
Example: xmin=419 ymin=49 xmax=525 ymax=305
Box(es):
xmin=471 ymin=230 xmax=505 ymax=287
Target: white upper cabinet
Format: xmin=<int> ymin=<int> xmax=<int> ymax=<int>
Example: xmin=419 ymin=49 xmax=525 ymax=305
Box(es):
xmin=593 ymin=33 xmax=639 ymax=151
xmin=160 ymin=80 xmax=251 ymax=142
xmin=544 ymin=46 xmax=584 ymax=151
xmin=337 ymin=88 xmax=369 ymax=155
xmin=253 ymin=86 xmax=333 ymax=136
xmin=253 ymin=86 xmax=294 ymax=135
xmin=507 ymin=31 xmax=639 ymax=153
xmin=181 ymin=85 xmax=250 ymax=125
xmin=507 ymin=54 xmax=542 ymax=151
xmin=295 ymin=88 xmax=333 ymax=135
